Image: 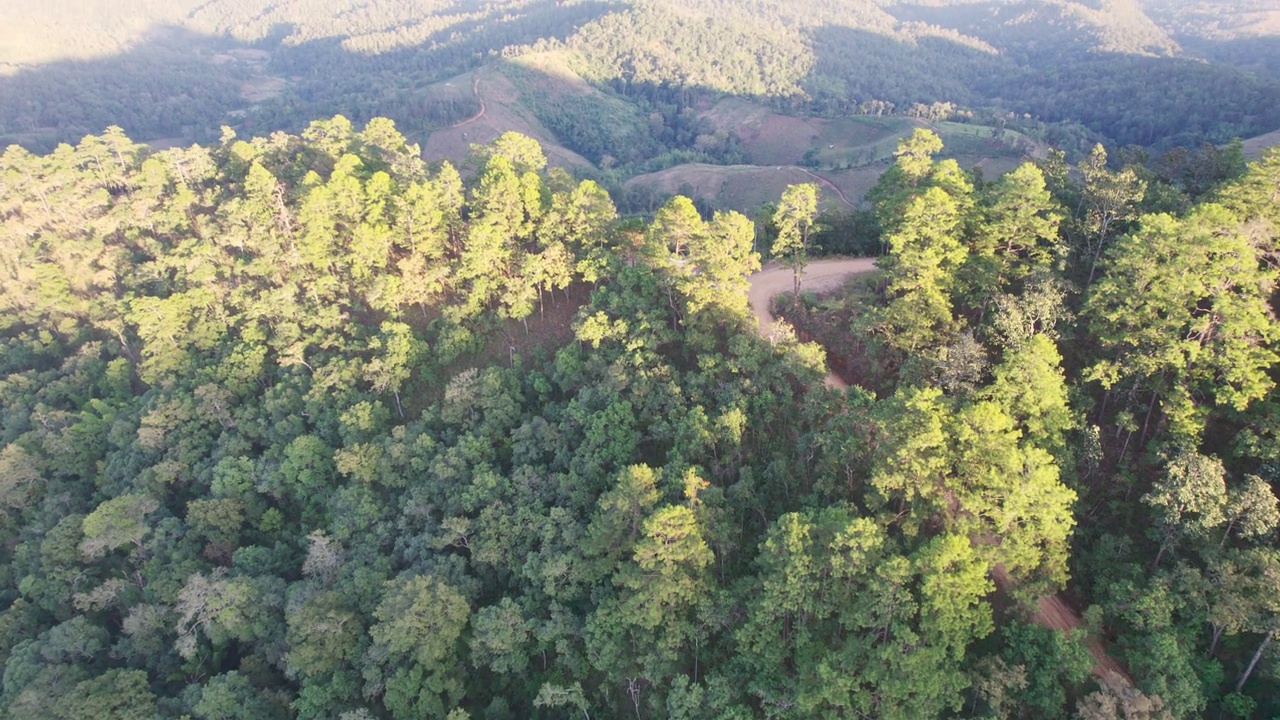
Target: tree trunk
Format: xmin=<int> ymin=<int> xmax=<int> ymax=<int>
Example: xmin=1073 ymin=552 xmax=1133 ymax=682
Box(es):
xmin=1085 ymin=216 xmax=1112 ymax=286
xmin=693 ymin=635 xmax=699 ymax=684
xmin=1209 ymin=624 xmax=1226 ymax=658
xmin=1119 ymin=429 xmax=1135 ymax=466
xmin=1140 ymin=389 xmax=1160 ymax=446
xmin=1221 ymin=518 xmax=1237 ymax=549
xmin=1236 ymin=633 xmax=1273 ymax=692
xmin=1151 ymin=536 xmax=1170 ymax=572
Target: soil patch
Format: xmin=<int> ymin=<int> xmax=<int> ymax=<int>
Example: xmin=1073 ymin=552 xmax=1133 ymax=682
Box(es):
xmin=991 ymin=566 xmax=1132 ymax=691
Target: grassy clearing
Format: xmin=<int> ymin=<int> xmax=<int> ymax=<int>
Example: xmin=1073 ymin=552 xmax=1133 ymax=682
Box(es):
xmin=1243 ymin=127 xmax=1280 ymax=158
xmin=418 ymin=67 xmax=594 ymax=171
xmin=625 ymin=163 xmax=821 ymax=211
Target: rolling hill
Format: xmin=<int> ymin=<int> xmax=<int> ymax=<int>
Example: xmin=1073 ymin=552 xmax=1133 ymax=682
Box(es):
xmin=2 ymin=0 xmax=1279 ymax=210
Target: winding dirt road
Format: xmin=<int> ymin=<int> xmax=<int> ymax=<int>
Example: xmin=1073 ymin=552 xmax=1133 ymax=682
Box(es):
xmin=991 ymin=567 xmax=1131 ymax=690
xmin=747 ymin=257 xmax=877 ymax=388
xmin=744 ymin=258 xmax=1131 ymax=688
xmin=450 ymin=72 xmax=487 ymax=128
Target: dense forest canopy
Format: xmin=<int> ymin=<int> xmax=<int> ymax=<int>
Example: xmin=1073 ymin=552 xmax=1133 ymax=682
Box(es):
xmin=1 ymin=110 xmax=1279 ymax=718
xmin=5 ymin=1 xmax=1280 ymax=718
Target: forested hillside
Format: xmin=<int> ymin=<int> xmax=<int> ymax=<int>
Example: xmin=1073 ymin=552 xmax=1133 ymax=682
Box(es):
xmin=2 ymin=112 xmax=1280 ymax=718
xmin=4 ymin=0 xmax=1280 ymax=164
xmin=5 ymin=0 xmax=1280 ymax=717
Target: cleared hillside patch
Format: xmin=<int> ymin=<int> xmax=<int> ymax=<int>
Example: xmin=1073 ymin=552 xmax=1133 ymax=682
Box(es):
xmin=700 ymin=98 xmax=911 ymax=166
xmin=420 ymin=68 xmax=593 ymax=171
xmin=698 ymin=98 xmax=1040 ymax=173
xmin=1243 ymin=127 xmax=1280 ymax=158
xmin=625 ymin=163 xmax=831 ymax=212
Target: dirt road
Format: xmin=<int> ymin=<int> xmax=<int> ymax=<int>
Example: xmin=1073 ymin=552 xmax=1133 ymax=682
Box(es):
xmin=747 ymin=257 xmax=877 ymax=388
xmin=747 ymin=257 xmax=877 ymax=336
xmin=991 ymin=566 xmax=1131 ymax=689
xmin=450 ymin=72 xmax=487 ymax=128
xmin=797 ymin=168 xmax=856 ymax=208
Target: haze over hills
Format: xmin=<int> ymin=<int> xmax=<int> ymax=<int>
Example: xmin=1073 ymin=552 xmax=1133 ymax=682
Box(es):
xmin=3 ymin=0 xmax=1280 ymax=206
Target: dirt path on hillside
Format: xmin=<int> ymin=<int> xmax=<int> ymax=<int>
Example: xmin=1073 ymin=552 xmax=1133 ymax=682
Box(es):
xmin=747 ymin=257 xmax=877 ymax=389
xmin=991 ymin=566 xmax=1132 ymax=690
xmin=747 ymin=257 xmax=877 ymax=338
xmin=450 ymin=72 xmax=487 ymax=128
xmin=746 ymin=260 xmax=1131 ymax=687
xmin=797 ymin=168 xmax=856 ymax=208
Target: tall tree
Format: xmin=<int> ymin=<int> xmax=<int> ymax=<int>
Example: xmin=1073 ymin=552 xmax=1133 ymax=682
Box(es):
xmin=771 ymin=183 xmax=819 ymax=297
xmin=876 ymin=186 xmax=969 ymax=355
xmin=965 ymin=162 xmax=1064 ymax=299
xmin=1143 ymin=447 xmax=1227 ymax=569
xmin=1076 ymin=144 xmax=1145 ymax=286
xmin=1086 ymin=204 xmax=1279 ymax=440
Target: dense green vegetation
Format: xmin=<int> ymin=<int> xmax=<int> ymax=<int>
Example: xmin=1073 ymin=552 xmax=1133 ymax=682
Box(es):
xmin=4 ymin=1 xmax=1280 ymax=716
xmin=2 ymin=113 xmax=1279 ymax=718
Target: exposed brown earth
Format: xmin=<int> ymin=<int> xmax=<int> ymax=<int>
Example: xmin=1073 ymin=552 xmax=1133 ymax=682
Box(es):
xmin=991 ymin=566 xmax=1132 ymax=690
xmin=747 ymin=257 xmax=877 ymax=389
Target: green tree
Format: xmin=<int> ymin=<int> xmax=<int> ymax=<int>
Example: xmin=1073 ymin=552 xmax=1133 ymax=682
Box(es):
xmin=174 ymin=570 xmax=263 ymax=659
xmin=1221 ymin=475 xmax=1280 ymax=546
xmin=368 ymin=575 xmax=470 ymax=718
xmin=1000 ymin=621 xmax=1094 ymax=720
xmin=966 ymin=162 xmax=1064 ymax=297
xmin=684 ymin=209 xmax=760 ymax=317
xmin=738 ymin=508 xmax=992 ymax=718
xmin=51 ymin=669 xmax=158 ymax=720
xmin=469 ymin=597 xmax=534 ymax=676
xmin=586 ymin=504 xmax=715 ymax=687
xmin=1076 ymin=144 xmax=1145 ymax=285
xmin=771 ymin=183 xmax=819 ymax=297
xmin=897 ymin=129 xmax=945 ymax=187
xmin=876 ymin=185 xmax=969 ymax=355
xmin=286 ymin=591 xmax=365 ymax=679
xmin=1086 ymin=205 xmax=1279 ymax=440
xmin=1144 ymin=447 xmax=1228 ymax=569
xmin=80 ymin=494 xmax=159 ymax=560
xmin=982 ymin=333 xmax=1075 ymax=456
xmin=194 ymin=671 xmax=276 ymax=720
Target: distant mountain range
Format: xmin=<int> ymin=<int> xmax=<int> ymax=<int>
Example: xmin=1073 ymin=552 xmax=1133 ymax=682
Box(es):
xmin=3 ymin=0 xmax=1279 ymax=159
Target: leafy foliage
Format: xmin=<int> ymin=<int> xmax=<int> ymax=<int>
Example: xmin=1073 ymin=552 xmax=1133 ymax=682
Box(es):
xmin=2 ymin=115 xmax=1280 ymax=720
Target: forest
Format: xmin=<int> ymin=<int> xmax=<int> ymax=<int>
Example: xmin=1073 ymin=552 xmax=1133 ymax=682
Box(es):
xmin=4 ymin=0 xmax=1280 ymax=718
xmin=1 ymin=108 xmax=1279 ymax=718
